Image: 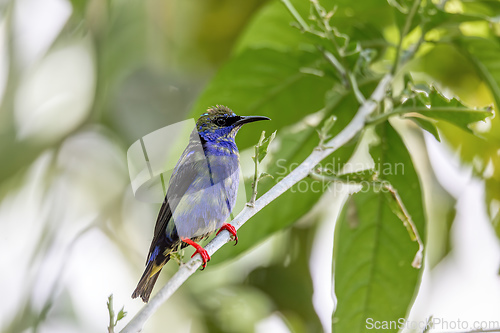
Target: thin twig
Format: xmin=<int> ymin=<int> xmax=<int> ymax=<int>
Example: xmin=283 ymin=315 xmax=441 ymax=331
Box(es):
xmin=392 ymin=0 xmax=422 ymax=75
xmin=309 ymin=0 xmax=366 ymax=101
xmin=107 ymin=294 xmax=127 ymax=332
xmin=119 ymin=74 xmax=392 ymax=333
xmin=320 ymin=48 xmax=349 ymax=87
xmin=283 ymin=0 xmax=367 ymax=103
xmin=107 ymin=295 xmax=115 ymax=333
xmin=280 ymin=0 xmax=309 ymax=31
xmin=349 ymin=72 xmax=366 ymax=104
xmin=310 ymin=0 xmax=340 ymax=50
xmin=422 ymin=316 xmax=433 ymax=333
xmin=248 ymin=131 xmax=276 ymax=207
xmin=249 ymin=143 xmax=260 ymax=206
xmin=248 ymin=131 xmax=265 ymax=207
xmin=316 ymin=115 xmax=336 ymax=149
xmin=400 ymin=34 xmax=425 ymax=66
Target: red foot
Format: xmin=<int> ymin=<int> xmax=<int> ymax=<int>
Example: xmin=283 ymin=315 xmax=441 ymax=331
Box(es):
xmin=182 ymin=238 xmax=211 ymax=270
xmin=216 ymin=223 xmax=238 ymax=245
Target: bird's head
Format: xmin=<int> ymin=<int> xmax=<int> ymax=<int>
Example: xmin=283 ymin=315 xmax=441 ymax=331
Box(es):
xmin=196 ymin=105 xmax=270 ymax=142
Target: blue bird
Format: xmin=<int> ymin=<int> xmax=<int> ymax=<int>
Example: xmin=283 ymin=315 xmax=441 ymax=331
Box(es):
xmin=132 ymin=105 xmax=270 ymax=302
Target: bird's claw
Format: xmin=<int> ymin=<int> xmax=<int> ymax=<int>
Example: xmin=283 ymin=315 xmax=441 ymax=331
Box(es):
xmin=182 ymin=238 xmax=211 ymax=270
xmin=191 ymin=247 xmax=210 ymax=270
xmin=217 ymin=223 xmax=238 ymax=245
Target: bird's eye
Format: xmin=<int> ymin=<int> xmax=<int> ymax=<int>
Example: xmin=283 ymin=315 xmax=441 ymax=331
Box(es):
xmin=215 ymin=118 xmax=226 ymax=126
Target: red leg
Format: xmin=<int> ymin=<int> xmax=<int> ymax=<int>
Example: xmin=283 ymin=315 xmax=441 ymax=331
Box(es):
xmin=216 ymin=223 xmax=238 ymax=245
xmin=181 ymin=238 xmax=210 ymax=269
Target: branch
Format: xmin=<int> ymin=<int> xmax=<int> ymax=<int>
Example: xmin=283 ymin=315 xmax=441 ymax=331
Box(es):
xmin=119 ymin=74 xmax=392 ymax=333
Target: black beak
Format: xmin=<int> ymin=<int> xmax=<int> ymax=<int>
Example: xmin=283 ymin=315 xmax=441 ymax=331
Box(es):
xmin=234 ymin=115 xmax=271 ymax=126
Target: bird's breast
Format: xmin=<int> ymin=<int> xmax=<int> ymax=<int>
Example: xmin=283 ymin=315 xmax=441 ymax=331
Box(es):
xmin=172 ymin=153 xmax=240 ymax=239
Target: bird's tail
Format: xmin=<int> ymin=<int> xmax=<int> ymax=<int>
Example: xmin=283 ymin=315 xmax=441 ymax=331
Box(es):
xmin=131 ymin=256 xmax=170 ymax=303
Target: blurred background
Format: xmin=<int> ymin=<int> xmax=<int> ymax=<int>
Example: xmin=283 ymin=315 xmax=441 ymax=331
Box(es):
xmin=0 ymin=0 xmax=499 ymax=332
xmin=0 ymin=0 xmax=273 ymax=331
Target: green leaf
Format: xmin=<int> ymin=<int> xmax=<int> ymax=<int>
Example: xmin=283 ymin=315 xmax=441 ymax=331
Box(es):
xmin=258 ymin=172 xmax=274 ymax=181
xmin=440 ymin=36 xmax=500 ymax=240
xmin=380 ymin=184 xmax=424 ymax=267
xmin=454 ymin=36 xmax=500 ymax=111
xmin=407 ymin=117 xmax=441 ymax=142
xmin=255 ymin=131 xmax=277 ymax=163
xmin=333 ymin=122 xmax=425 ymax=333
xmin=327 ymin=168 xmax=378 ymax=183
xmin=189 ymin=48 xmax=337 ymax=150
xmin=317 ymin=115 xmax=336 ymax=147
xmin=234 ymin=0 xmax=312 ymax=52
xmin=387 ymin=0 xmax=412 ymax=14
xmin=421 ymin=2 xmax=490 ymax=33
xmin=67 ymin=0 xmax=87 ymax=17
xmin=423 ymin=107 xmax=493 ymax=131
xmin=461 ymin=1 xmax=500 ymax=19
xmin=116 ymin=307 xmax=127 ymax=323
xmin=400 ymin=86 xmax=493 ymax=134
xmin=236 ymin=0 xmax=394 ymax=53
xmin=390 ymin=0 xmax=421 ymax=34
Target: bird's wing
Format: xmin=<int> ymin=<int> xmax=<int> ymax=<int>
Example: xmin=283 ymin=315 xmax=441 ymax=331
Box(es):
xmin=146 ymin=138 xmax=207 ymax=261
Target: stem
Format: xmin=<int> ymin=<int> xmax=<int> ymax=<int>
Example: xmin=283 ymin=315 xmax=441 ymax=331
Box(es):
xmin=280 ymin=0 xmax=309 ymax=31
xmin=107 ymin=295 xmax=115 ymax=333
xmin=309 ymin=172 xmax=343 ymax=183
xmin=321 ymin=48 xmax=348 ymax=87
xmin=400 ymin=34 xmax=425 ymax=66
xmin=249 ymin=144 xmax=260 ymax=207
xmin=309 ymin=0 xmax=351 ymax=89
xmin=367 ymin=106 xmax=475 ymax=126
xmin=311 ymin=0 xmax=338 ymax=47
xmin=322 ymin=51 xmax=364 ymax=102
xmin=383 ymin=184 xmax=424 ymax=268
xmin=392 ymin=0 xmax=422 ymax=75
xmin=282 ymin=0 xmax=366 ymax=102
xmin=349 ymin=72 xmax=366 ymax=104
xmin=119 ymin=74 xmax=392 ymax=333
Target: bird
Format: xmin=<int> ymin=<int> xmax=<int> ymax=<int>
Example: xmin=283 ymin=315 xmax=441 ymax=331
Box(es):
xmin=132 ymin=105 xmax=270 ymax=302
